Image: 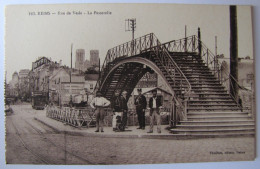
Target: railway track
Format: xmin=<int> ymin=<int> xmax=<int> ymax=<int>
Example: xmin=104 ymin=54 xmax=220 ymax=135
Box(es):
xmin=9 ymin=116 xmax=94 ymax=164
xmin=10 ymin=119 xmax=51 ymax=164
xmin=24 ymin=119 xmax=94 ymax=164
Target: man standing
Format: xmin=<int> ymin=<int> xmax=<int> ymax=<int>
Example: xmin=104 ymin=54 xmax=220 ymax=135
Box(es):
xmin=121 ymin=90 xmax=128 ymax=131
xmin=111 ymin=90 xmax=123 ymax=131
xmin=147 ymin=89 xmax=162 ymax=133
xmin=90 ymin=91 xmax=110 ymax=132
xmin=134 ymin=88 xmax=147 ymax=130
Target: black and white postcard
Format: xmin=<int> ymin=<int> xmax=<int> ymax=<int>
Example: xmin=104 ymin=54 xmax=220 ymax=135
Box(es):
xmin=4 ymin=3 xmax=256 ymax=165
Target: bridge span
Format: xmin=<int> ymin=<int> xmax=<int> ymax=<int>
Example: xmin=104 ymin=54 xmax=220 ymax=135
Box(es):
xmin=93 ymin=32 xmax=254 ymax=136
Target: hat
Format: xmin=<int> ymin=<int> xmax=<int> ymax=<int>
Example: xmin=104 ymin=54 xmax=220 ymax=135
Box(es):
xmin=96 ymin=91 xmax=102 ymax=96
xmin=122 ymin=90 xmax=127 ymax=94
xmin=137 ymin=88 xmax=142 ymax=92
xmin=152 ymin=89 xmax=157 ymax=93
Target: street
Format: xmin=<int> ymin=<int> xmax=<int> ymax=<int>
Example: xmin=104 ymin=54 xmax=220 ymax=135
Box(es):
xmin=5 ymin=104 xmax=255 ymax=164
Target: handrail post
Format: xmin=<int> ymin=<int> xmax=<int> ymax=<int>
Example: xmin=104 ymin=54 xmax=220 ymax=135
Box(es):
xmin=198 ymin=28 xmax=202 ymax=57
xmin=173 ymin=102 xmax=177 ymax=127
xmin=206 ymin=49 xmax=209 ymax=67
xmin=134 ymin=38 xmax=137 ymax=55
xmin=144 ymin=35 xmax=147 ymax=49
xmin=184 ymin=37 xmax=187 ymax=52
xmin=150 ymin=33 xmax=153 ymax=48
xmin=192 ymin=36 xmax=195 ymax=52
xmin=214 ymin=55 xmax=216 ymax=75
xmin=139 ymin=36 xmax=141 ymax=52
xmin=184 ymin=100 xmax=188 ymax=120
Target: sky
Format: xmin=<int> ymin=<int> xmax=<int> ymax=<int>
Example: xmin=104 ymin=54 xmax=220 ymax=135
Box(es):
xmin=5 ymin=4 xmax=253 ymax=82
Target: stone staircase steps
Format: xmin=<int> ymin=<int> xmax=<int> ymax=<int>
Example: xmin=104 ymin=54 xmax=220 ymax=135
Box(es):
xmin=188 ymin=108 xmax=242 ymax=112
xmin=187 ymin=116 xmax=250 ymax=121
xmin=189 ymin=100 xmax=235 ymax=103
xmin=157 ymin=47 xmax=254 ymax=137
xmin=188 ymin=103 xmax=238 ymax=107
xmin=187 ymin=111 xmax=248 ymax=116
xmin=149 ymin=48 xmax=254 ymax=137
xmin=189 ymin=96 xmax=233 ymax=100
xmin=170 ymin=128 xmax=255 ymax=135
xmin=175 ymin=124 xmax=254 ymax=130
xmin=180 ymin=120 xmax=255 ymax=125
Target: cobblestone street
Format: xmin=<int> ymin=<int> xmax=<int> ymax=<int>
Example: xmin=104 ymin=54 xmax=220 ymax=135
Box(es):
xmin=5 ymin=104 xmax=255 ymax=164
xmin=45 ymin=134 xmax=255 ymax=164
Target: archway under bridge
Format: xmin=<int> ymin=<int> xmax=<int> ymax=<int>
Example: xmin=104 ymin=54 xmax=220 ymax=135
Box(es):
xmin=97 ymin=55 xmax=184 ymax=127
xmin=98 ymin=56 xmax=176 ymax=101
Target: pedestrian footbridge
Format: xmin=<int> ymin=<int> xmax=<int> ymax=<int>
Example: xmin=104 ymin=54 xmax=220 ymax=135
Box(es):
xmin=45 ymin=32 xmax=254 ymax=137
xmin=94 ymin=32 xmax=254 ymax=137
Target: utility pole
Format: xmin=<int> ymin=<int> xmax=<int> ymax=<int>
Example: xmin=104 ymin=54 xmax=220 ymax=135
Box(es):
xmin=198 ymin=27 xmax=202 ymax=57
xmin=229 ymin=5 xmax=238 ymax=100
xmin=69 ymin=43 xmax=73 ymax=107
xmin=125 ymin=18 xmax=136 ymax=55
xmin=125 ymin=18 xmax=136 ymax=40
xmin=215 ymin=36 xmax=218 ymax=56
xmin=185 ymin=25 xmax=187 ymax=52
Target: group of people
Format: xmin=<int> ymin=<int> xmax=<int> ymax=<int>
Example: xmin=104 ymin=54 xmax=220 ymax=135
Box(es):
xmin=90 ymin=89 xmax=163 ymax=133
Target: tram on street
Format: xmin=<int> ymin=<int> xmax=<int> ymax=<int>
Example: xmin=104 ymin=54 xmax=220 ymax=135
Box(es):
xmin=31 ymin=91 xmax=47 ymax=110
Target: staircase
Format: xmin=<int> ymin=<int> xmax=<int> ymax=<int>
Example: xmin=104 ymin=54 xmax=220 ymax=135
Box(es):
xmin=168 ymin=52 xmax=254 ymax=137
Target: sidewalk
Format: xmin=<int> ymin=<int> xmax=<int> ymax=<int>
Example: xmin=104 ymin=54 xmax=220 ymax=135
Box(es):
xmin=34 ymin=110 xmax=176 ymax=139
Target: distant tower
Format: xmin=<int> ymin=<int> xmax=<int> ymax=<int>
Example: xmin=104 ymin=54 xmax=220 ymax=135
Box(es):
xmin=90 ymin=50 xmax=99 ymax=66
xmin=10 ymin=71 xmax=19 ymax=88
xmin=75 ymin=49 xmax=85 ymax=71
xmin=12 ymin=71 xmax=19 ymax=82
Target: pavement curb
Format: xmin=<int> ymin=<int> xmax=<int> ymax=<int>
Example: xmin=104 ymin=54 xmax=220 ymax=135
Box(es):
xmin=34 ymin=116 xmax=184 ymax=139
xmin=34 ymin=116 xmax=255 ymax=140
xmin=34 ymin=117 xmax=61 ymax=134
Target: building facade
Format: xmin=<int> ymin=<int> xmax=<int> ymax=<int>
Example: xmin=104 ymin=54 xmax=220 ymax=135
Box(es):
xmin=90 ymin=50 xmax=99 ymax=66
xmin=135 ymin=72 xmax=157 ymax=88
xmin=8 ymin=71 xmax=19 ymax=97
xmin=49 ymin=67 xmax=85 ymax=105
xmin=84 ymin=74 xmax=98 ymax=94
xmin=32 ymin=56 xmax=51 ymax=71
xmin=18 ymin=69 xmax=30 ymax=100
xmin=75 ymin=49 xmax=85 ymax=72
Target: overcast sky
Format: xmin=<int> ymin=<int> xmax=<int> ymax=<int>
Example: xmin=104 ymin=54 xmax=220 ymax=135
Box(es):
xmin=5 ymin=4 xmax=253 ymax=82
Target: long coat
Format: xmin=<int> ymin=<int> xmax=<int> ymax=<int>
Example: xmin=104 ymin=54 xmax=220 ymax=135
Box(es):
xmin=134 ymin=94 xmax=147 ymax=110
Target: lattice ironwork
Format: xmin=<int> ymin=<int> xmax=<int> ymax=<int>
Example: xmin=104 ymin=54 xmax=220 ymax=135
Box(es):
xmin=95 ymin=33 xmax=192 ymax=121
xmin=46 ymin=106 xmax=98 ymax=128
xmin=162 ymin=35 xmax=252 ymax=113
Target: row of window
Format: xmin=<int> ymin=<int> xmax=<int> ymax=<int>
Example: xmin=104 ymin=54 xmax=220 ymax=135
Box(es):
xmin=32 ymin=58 xmax=50 ymax=70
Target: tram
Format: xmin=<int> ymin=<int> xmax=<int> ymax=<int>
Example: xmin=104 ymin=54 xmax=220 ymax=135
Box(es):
xmin=31 ymin=91 xmax=47 ymax=110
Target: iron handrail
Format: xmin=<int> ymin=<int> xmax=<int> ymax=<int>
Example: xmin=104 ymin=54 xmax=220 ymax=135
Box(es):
xmin=150 ymin=36 xmax=191 ymax=120
xmin=162 ymin=35 xmax=252 ymax=111
xmin=195 ymin=36 xmax=252 ymax=109
xmin=152 ymin=34 xmax=191 ymax=96
xmin=95 ymin=33 xmax=157 ymax=92
xmin=95 ymin=33 xmax=191 ymax=121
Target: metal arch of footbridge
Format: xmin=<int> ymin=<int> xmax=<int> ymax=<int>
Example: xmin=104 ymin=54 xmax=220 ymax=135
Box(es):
xmin=99 ymin=56 xmax=176 ymax=100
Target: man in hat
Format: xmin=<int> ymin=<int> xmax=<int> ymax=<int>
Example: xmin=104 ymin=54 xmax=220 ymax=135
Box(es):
xmin=90 ymin=91 xmax=110 ymax=132
xmin=121 ymin=90 xmax=128 ymax=130
xmin=134 ymin=88 xmax=147 ymax=129
xmin=147 ymin=89 xmax=163 ymax=133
